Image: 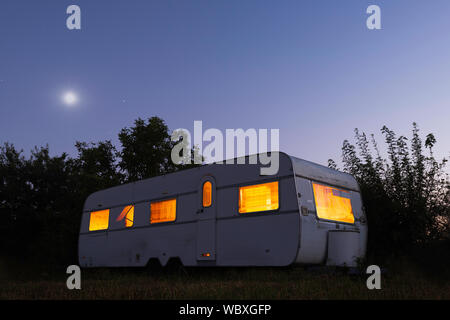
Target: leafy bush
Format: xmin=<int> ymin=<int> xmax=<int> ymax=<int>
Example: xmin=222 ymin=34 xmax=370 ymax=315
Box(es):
xmin=330 ymin=123 xmax=449 ymax=257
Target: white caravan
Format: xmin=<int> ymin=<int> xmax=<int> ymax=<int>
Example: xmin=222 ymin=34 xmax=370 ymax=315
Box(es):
xmin=78 ymin=152 xmax=367 ymax=268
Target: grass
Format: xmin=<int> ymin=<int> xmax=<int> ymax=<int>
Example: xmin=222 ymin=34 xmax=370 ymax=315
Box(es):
xmin=1 ymin=264 xmax=449 ymax=300
xmin=1 ymin=242 xmax=449 ymax=300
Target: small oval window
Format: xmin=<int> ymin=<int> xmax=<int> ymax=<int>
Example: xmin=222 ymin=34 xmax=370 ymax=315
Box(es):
xmin=203 ymin=181 xmax=212 ymax=207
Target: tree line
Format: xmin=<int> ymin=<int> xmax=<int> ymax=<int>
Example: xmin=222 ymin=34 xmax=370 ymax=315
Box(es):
xmin=0 ymin=118 xmax=448 ymax=267
xmin=0 ymin=117 xmax=197 ymax=267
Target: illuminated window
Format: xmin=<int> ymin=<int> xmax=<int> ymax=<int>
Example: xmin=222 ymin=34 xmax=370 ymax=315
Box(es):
xmin=89 ymin=209 xmax=109 ymax=231
xmin=312 ymin=183 xmax=355 ymax=224
xmin=150 ymin=199 xmax=176 ymax=224
xmin=239 ymin=181 xmax=279 ymax=214
xmin=203 ymin=181 xmax=212 ymax=207
xmin=116 ymin=205 xmax=134 ymax=228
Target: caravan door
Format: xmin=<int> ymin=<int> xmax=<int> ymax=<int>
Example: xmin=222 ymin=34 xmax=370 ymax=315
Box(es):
xmin=196 ymin=176 xmax=217 ymax=262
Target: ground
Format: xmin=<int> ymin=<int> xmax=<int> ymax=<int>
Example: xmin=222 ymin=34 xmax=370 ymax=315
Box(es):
xmin=1 ymin=253 xmax=449 ymax=300
xmin=1 ymin=241 xmax=449 ymax=299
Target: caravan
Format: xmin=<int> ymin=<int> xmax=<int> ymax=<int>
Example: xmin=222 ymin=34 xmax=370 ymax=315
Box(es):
xmin=78 ymin=152 xmax=367 ymax=268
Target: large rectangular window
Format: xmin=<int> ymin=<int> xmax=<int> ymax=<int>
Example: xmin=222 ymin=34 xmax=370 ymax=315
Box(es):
xmin=312 ymin=183 xmax=355 ymax=224
xmin=89 ymin=209 xmax=110 ymax=231
xmin=150 ymin=199 xmax=176 ymax=224
xmin=239 ymin=181 xmax=279 ymax=214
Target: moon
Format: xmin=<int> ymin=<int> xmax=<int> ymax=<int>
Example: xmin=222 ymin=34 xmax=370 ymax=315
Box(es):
xmin=63 ymin=91 xmax=78 ymax=106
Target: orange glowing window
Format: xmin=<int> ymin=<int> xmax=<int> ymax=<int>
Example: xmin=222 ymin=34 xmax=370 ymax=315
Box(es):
xmin=89 ymin=209 xmax=109 ymax=231
xmin=116 ymin=205 xmax=134 ymax=228
xmin=239 ymin=181 xmax=279 ymax=214
xmin=203 ymin=181 xmax=212 ymax=207
xmin=150 ymin=199 xmax=176 ymax=224
xmin=312 ymin=183 xmax=355 ymax=224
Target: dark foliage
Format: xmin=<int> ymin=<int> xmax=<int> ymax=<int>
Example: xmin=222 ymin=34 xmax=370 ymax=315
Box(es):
xmin=1 ymin=119 xmax=447 ymax=268
xmin=0 ymin=117 xmax=198 ymax=267
xmin=118 ymin=117 xmax=176 ymax=182
xmin=330 ymin=123 xmax=449 ymax=258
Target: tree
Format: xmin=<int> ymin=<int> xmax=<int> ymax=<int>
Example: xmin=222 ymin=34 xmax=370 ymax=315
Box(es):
xmin=74 ymin=140 xmax=122 ymax=191
xmin=0 ymin=116 xmax=202 ymax=267
xmin=118 ymin=117 xmax=201 ymax=182
xmin=0 ymin=143 xmax=28 ymax=256
xmin=0 ymin=141 xmax=122 ymax=265
xmin=0 ymin=143 xmax=76 ymax=263
xmin=330 ymin=123 xmax=450 ymax=257
xmin=118 ymin=117 xmax=175 ymax=181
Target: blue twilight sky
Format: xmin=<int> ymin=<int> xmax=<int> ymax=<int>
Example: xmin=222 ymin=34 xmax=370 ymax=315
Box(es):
xmin=0 ymin=0 xmax=449 ymax=167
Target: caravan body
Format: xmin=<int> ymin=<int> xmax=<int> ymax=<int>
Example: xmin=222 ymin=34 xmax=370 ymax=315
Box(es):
xmin=78 ymin=152 xmax=367 ymax=268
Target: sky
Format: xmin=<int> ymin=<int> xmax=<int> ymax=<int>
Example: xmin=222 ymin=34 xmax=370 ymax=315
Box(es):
xmin=0 ymin=0 xmax=449 ymax=168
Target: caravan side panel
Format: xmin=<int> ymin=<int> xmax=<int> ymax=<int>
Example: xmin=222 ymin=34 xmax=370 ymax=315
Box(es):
xmin=79 ymin=152 xmax=302 ymax=267
xmin=215 ymin=173 xmax=300 ymax=266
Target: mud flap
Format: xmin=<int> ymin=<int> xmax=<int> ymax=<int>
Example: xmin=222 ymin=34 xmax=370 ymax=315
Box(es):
xmin=326 ymin=230 xmax=361 ymax=267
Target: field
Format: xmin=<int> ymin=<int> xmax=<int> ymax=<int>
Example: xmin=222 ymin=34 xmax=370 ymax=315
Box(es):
xmin=1 ymin=244 xmax=449 ymax=300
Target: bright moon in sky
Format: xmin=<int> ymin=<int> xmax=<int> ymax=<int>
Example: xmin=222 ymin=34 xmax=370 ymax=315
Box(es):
xmin=63 ymin=91 xmax=78 ymax=106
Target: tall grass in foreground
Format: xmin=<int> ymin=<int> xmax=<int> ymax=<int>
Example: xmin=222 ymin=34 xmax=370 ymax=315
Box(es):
xmin=1 ymin=267 xmax=449 ymax=300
